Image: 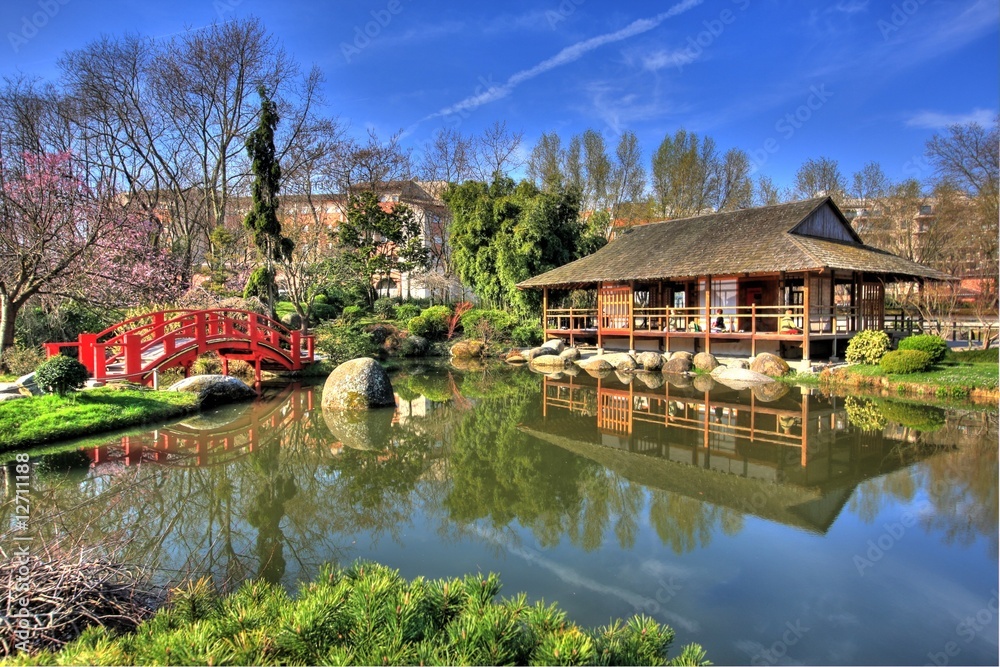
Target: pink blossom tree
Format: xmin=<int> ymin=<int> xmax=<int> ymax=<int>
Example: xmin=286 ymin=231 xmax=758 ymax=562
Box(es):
xmin=0 ymin=151 xmax=181 ymax=368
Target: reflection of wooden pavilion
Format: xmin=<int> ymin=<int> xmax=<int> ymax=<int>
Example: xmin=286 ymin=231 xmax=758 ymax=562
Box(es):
xmin=523 ymin=373 xmax=935 ymax=533
xmin=517 ymin=198 xmax=947 ymax=361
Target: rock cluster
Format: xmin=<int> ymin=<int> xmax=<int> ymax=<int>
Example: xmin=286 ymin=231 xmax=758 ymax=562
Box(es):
xmin=168 ymin=374 xmax=256 ymax=407
xmin=321 ymin=358 xmax=395 ymax=411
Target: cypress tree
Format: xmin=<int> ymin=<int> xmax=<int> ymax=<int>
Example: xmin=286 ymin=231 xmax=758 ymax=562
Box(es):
xmin=243 ymin=85 xmax=293 ymax=318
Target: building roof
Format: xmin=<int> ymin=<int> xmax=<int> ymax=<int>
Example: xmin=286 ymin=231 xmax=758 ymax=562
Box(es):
xmin=518 ymin=197 xmax=950 ymax=289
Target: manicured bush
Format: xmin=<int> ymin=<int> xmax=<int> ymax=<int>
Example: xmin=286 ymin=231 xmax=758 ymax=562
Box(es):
xmin=460 ymin=309 xmax=518 ymax=339
xmin=313 ymin=322 xmax=380 ymax=365
xmin=511 ymin=321 xmax=543 ymax=347
xmin=897 ymin=334 xmax=948 ymax=364
xmin=373 ymin=297 xmax=397 ymax=320
xmin=34 ymin=355 xmax=89 ymax=396
xmin=340 ymin=305 xmax=364 ymax=323
xmin=880 ymin=349 xmax=933 ymax=374
xmin=407 ymin=305 xmax=452 ymax=341
xmin=845 ymin=329 xmax=890 ymax=365
xmin=394 ymin=303 xmax=421 ymax=322
xmin=19 ymin=562 xmax=708 ymax=666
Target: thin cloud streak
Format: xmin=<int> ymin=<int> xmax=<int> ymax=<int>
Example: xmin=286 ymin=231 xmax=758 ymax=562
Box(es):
xmin=424 ymin=0 xmax=703 ymax=121
xmin=905 ymin=107 xmax=996 ymax=129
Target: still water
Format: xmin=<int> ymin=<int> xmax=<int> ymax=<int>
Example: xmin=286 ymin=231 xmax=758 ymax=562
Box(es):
xmin=3 ymin=364 xmax=997 ymax=665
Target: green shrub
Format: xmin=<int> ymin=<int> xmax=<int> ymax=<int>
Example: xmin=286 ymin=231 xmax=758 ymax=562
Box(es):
xmin=394 ymin=303 xmax=421 ymax=322
xmin=878 ymin=400 xmax=946 ymax=432
xmin=511 ymin=321 xmax=543 ymax=347
xmin=460 ymin=309 xmax=518 ymax=339
xmin=34 ymin=355 xmax=90 ymax=395
xmin=845 ymin=329 xmax=890 ymax=365
xmin=407 ymin=305 xmax=451 ymax=341
xmin=340 ymin=305 xmax=364 ymax=323
xmin=24 ymin=562 xmax=707 ymax=666
xmin=373 ymin=297 xmax=396 ymax=320
xmin=880 ymin=349 xmax=933 ymax=374
xmin=191 ymin=352 xmax=222 ymax=376
xmin=897 ymin=334 xmax=948 ymax=364
xmin=951 ymin=347 xmax=999 ymax=364
xmin=1 ymin=345 xmax=46 ymax=376
xmin=313 ymin=322 xmax=380 ymax=365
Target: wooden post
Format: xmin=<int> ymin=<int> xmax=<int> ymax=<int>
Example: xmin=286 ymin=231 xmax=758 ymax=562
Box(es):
xmin=597 ymin=284 xmax=604 ymax=352
xmin=704 ymin=276 xmax=712 ymax=354
xmin=801 ymin=392 xmax=809 ymax=467
xmin=751 ymin=303 xmax=757 ymax=357
xmin=628 ymin=281 xmax=635 ymax=353
xmin=542 ymin=287 xmax=549 ymax=339
xmin=802 ymin=274 xmax=811 ymax=362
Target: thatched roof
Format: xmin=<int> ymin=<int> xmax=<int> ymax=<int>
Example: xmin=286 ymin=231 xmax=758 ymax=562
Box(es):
xmin=518 ymin=197 xmax=950 ymax=289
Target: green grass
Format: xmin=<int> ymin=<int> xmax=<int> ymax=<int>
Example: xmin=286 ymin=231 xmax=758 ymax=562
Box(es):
xmin=838 ymin=355 xmax=999 ymax=401
xmin=0 ymin=389 xmax=200 ymax=452
xmin=0 ymin=374 xmax=16 ymax=383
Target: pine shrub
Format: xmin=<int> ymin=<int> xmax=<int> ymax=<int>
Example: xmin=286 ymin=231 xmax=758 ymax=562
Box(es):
xmin=407 ymin=305 xmax=451 ymax=341
xmin=879 ymin=349 xmax=933 ymax=374
xmin=897 ymin=334 xmax=948 ymax=364
xmin=845 ymin=329 xmax=890 ymax=365
xmin=34 ymin=355 xmax=89 ymax=395
xmin=394 ymin=303 xmax=421 ymax=322
xmin=373 ymin=297 xmax=397 ymax=320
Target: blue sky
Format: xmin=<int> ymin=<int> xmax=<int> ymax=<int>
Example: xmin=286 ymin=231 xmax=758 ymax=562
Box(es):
xmin=2 ymin=0 xmax=997 ymax=189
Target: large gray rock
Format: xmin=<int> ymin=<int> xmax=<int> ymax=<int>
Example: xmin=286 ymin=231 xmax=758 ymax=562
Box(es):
xmin=668 ymin=350 xmax=693 ymax=361
xmin=15 ymin=372 xmax=40 ymax=396
xmin=577 ymin=356 xmax=613 ymax=372
xmin=692 ymin=375 xmax=716 ymax=392
xmin=0 ymin=382 xmax=21 ymax=395
xmin=321 ymin=358 xmax=395 ymax=411
xmin=711 ymin=366 xmax=777 ymax=391
xmin=692 ymin=352 xmax=719 ymax=372
xmin=0 ymin=392 xmax=26 ymax=402
xmin=540 ymin=338 xmax=566 ymax=354
xmin=281 ymin=312 xmax=302 ymax=329
xmin=559 ymin=347 xmax=581 ymax=362
xmin=635 ymin=371 xmax=665 ymax=389
xmin=636 ymin=351 xmax=664 ymax=371
xmin=450 ymin=340 xmax=484 ymax=359
xmin=662 ymin=356 xmax=692 ymax=374
xmin=602 ymin=352 xmax=637 ymax=371
xmin=750 ymin=352 xmax=791 ymax=378
xmin=168 ymin=374 xmax=256 ymax=408
xmin=530 ymin=354 xmax=570 ymax=369
xmin=524 ymin=347 xmax=556 ymax=361
xmin=505 ymin=349 xmax=527 ymax=364
xmin=717 ymin=357 xmax=750 ymax=370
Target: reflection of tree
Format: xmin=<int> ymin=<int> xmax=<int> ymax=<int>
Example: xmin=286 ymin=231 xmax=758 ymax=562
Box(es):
xmin=245 ymin=439 xmax=297 ymax=583
xmin=648 ymin=491 xmax=743 ymax=554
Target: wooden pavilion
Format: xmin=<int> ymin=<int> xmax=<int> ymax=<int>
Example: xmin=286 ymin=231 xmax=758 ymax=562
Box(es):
xmin=517 ymin=197 xmax=948 ymax=361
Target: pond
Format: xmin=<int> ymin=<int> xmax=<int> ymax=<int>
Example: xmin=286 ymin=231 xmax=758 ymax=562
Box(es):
xmin=2 ymin=363 xmax=997 ymax=665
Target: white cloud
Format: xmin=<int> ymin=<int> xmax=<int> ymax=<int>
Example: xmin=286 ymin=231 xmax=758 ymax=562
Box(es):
xmin=833 ymin=0 xmax=869 ymax=14
xmin=642 ymin=48 xmax=699 ymax=71
xmin=905 ymin=107 xmax=996 ymax=129
xmin=424 ymin=0 xmax=704 ymax=121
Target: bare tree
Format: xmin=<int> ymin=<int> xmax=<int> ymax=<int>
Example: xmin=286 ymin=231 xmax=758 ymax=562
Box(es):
xmin=419 ymin=127 xmax=472 ymax=186
xmin=793 ymin=156 xmax=846 ymax=201
xmin=335 ymin=128 xmax=412 ymax=195
xmin=714 ymin=148 xmax=753 ymax=211
xmin=606 ymin=130 xmax=646 ymax=235
xmin=471 ymin=120 xmax=523 ymax=182
xmin=754 ymin=175 xmax=785 ymax=207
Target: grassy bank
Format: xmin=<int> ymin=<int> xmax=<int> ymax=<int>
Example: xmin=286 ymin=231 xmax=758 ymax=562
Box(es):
xmin=817 ymin=348 xmax=999 ymax=402
xmin=0 ymin=389 xmax=200 ymax=452
xmin=2 ymin=561 xmax=707 ymax=666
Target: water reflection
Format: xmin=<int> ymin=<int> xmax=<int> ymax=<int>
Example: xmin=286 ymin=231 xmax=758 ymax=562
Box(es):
xmin=1 ymin=365 xmax=995 ymax=610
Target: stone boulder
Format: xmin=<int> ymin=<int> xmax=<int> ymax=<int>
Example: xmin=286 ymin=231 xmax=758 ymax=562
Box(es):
xmin=577 ymin=356 xmax=613 ymax=372
xmin=450 ymin=340 xmax=485 ymax=359
xmin=750 ymin=352 xmax=791 ymax=378
xmin=692 ymin=352 xmax=719 ymax=372
xmin=530 ymin=354 xmax=570 ymax=370
xmin=602 ymin=352 xmax=637 ymax=372
xmin=635 ymin=351 xmax=664 ymax=371
xmin=323 ymin=406 xmax=394 ymax=451
xmin=399 ymin=335 xmax=429 ymax=357
xmin=168 ymin=374 xmax=256 ymax=408
xmin=15 ymin=372 xmax=40 ymax=396
xmin=668 ymin=350 xmax=693 ymax=361
xmin=524 ymin=347 xmax=556 ymax=361
xmin=540 ymin=338 xmax=566 ymax=354
xmin=280 ymin=312 xmax=302 ymax=329
xmin=662 ymin=355 xmax=692 ymax=374
xmin=615 ymin=371 xmax=634 ymax=385
xmin=711 ymin=366 xmax=776 ymax=391
xmin=693 ymin=375 xmax=716 ymax=392
xmin=664 ymin=373 xmax=693 ymax=389
xmin=583 ymin=368 xmax=615 ymax=380
xmin=0 ymin=382 xmax=21 ymax=395
xmin=0 ymin=392 xmax=26 ymax=403
xmin=717 ymin=357 xmax=750 ymax=370
xmin=321 ymin=358 xmax=395 ymax=411
xmin=504 ymin=349 xmax=527 ymax=364
xmin=559 ymin=347 xmax=581 ymax=362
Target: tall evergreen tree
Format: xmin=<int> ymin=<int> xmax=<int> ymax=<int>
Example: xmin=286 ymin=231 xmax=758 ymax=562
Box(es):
xmin=243 ymin=85 xmax=293 ymax=318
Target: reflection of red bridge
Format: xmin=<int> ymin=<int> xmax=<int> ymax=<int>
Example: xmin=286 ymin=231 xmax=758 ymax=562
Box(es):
xmin=89 ymin=385 xmax=317 ymax=468
xmin=45 ymin=309 xmax=315 ymax=384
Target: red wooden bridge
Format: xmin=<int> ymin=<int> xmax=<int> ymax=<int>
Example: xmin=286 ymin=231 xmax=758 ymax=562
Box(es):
xmin=44 ymin=308 xmax=316 ymax=385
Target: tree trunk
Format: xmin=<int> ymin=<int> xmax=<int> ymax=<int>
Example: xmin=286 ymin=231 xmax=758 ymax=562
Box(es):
xmin=0 ymin=295 xmax=18 ymax=371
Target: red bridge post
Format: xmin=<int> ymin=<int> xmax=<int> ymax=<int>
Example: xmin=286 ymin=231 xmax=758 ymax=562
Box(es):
xmin=125 ymin=334 xmax=142 ymax=380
